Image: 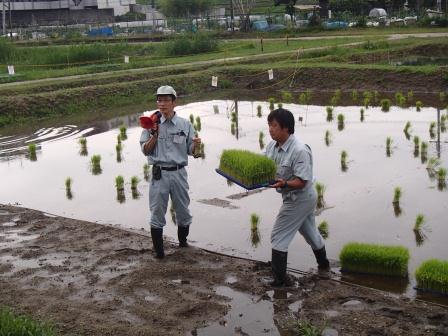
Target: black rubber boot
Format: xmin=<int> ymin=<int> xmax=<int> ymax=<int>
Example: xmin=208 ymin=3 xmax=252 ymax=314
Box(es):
xmin=313 ymin=246 xmax=330 ymax=270
xmin=270 ymin=249 xmax=289 ymax=287
xmin=151 ymin=227 xmax=164 ymax=259
xmin=178 ymin=225 xmax=190 ymax=247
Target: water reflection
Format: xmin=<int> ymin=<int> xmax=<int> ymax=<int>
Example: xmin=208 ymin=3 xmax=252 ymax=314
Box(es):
xmin=340 ymin=272 xmax=409 ymax=295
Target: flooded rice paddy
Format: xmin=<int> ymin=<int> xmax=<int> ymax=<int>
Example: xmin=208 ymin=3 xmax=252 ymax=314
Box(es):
xmin=1 ymin=99 xmax=447 ymax=300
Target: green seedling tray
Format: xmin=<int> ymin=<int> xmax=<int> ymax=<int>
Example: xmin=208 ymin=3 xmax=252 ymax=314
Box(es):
xmin=215 ymin=169 xmax=275 ymax=190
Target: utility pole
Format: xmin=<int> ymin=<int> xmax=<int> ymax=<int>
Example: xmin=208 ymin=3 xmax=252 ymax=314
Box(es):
xmin=8 ymin=0 xmax=11 ymax=38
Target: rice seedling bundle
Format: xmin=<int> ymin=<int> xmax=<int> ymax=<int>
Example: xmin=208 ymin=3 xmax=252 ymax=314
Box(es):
xmin=119 ymin=126 xmax=127 ymax=140
xmin=79 ymin=137 xmax=87 ymax=146
xmin=65 ymin=177 xmax=72 ymax=190
xmin=219 ymin=149 xmax=276 ymax=187
xmin=195 ymin=116 xmax=202 ymax=132
xmin=250 ymin=213 xmax=259 ymax=231
xmin=364 ymin=97 xmax=370 ymax=108
xmin=381 ymin=99 xmax=391 ymax=112
xmin=115 ymin=175 xmax=124 ymax=190
xmin=415 ymin=101 xmax=423 ymax=112
xmin=429 ymin=122 xmax=436 ymax=139
xmin=415 ymin=259 xmax=448 ymax=295
xmin=131 ymin=176 xmax=140 ymax=190
xmin=257 ymin=105 xmax=262 ymax=118
xmin=360 ymin=108 xmax=365 ymax=122
xmin=189 ymin=114 xmax=194 ymax=124
xmin=277 ymin=103 xmax=283 ymax=109
xmin=318 ymin=221 xmax=329 ymax=239
xmin=413 ymin=214 xmax=426 ymax=231
xmin=143 ymin=163 xmax=150 ymax=181
xmin=282 ymin=91 xmax=292 ymax=103
xmin=269 ymin=98 xmax=275 ymax=111
xmin=324 ymin=130 xmax=331 ymax=146
xmin=326 ymin=106 xmax=333 ymax=122
xmin=339 ymin=242 xmax=409 ymax=277
xmin=393 ymin=186 xmax=401 ymax=203
xmin=407 ymin=90 xmax=414 ymax=101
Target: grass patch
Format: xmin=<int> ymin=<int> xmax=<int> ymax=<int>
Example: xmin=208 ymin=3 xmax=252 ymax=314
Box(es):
xmin=219 ymin=149 xmax=276 ymax=187
xmin=415 ymin=259 xmax=448 ymax=295
xmin=339 ymin=242 xmax=409 ymax=277
xmin=0 ymin=307 xmax=54 ymax=336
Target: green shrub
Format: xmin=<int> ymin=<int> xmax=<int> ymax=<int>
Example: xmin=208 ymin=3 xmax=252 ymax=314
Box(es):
xmin=415 ymin=259 xmax=448 ymax=295
xmin=339 ymin=242 xmax=409 ymax=277
xmin=219 ymin=149 xmax=276 ymax=187
xmin=162 ymin=33 xmax=218 ymax=56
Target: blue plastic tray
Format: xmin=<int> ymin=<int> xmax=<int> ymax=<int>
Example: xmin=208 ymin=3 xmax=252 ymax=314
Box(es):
xmin=215 ymin=169 xmax=275 ymax=190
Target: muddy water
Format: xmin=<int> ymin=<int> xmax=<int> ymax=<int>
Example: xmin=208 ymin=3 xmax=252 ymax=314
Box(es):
xmin=1 ymin=100 xmax=447 ymax=300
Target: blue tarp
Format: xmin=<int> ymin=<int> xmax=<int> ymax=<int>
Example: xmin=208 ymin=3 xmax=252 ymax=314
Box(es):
xmin=87 ymin=27 xmax=114 ymax=37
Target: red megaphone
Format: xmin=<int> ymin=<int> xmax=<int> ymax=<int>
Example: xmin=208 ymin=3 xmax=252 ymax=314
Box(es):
xmin=139 ymin=111 xmax=161 ymax=130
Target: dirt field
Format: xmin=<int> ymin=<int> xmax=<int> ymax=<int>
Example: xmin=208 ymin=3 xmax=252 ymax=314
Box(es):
xmin=1 ymin=204 xmax=447 ymax=335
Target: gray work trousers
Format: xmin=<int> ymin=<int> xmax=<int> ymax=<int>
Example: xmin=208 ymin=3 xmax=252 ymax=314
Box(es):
xmin=271 ymin=188 xmax=324 ymax=252
xmin=149 ymin=167 xmax=192 ymax=229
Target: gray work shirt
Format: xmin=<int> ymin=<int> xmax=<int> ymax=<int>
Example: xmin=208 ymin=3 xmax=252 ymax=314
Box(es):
xmin=140 ymin=112 xmax=195 ymax=166
xmin=265 ymin=134 xmax=313 ymax=194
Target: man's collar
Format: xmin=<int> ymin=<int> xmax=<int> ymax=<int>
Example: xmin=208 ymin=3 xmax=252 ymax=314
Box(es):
xmin=160 ymin=112 xmax=177 ymax=124
xmin=276 ymin=134 xmax=294 ymax=152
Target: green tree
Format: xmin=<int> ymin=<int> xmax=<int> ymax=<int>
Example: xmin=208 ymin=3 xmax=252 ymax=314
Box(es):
xmin=159 ymin=0 xmax=213 ymax=18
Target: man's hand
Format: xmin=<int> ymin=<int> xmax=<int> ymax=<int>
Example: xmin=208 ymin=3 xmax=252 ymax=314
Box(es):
xmin=270 ymin=179 xmax=287 ymax=189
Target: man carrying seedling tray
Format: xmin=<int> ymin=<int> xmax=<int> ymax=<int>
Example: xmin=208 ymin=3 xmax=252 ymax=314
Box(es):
xmin=139 ymin=85 xmax=201 ymax=259
xmin=266 ymin=108 xmax=330 ymax=286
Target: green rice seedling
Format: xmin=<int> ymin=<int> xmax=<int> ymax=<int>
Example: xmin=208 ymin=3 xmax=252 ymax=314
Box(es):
xmin=219 ymin=149 xmax=276 ymax=187
xmin=115 ymin=175 xmax=125 ymax=191
xmin=277 ymin=103 xmax=283 ymax=109
xmin=441 ymin=114 xmax=447 ymax=132
xmin=90 ymin=155 xmax=102 ymax=175
xmin=269 ymin=97 xmax=275 ymax=111
xmin=324 ymin=130 xmax=332 ymax=146
xmin=200 ymin=143 xmax=205 ymax=159
xmin=250 ymin=213 xmax=259 ymax=231
xmin=230 ymin=122 xmax=236 ymax=135
xmin=429 ymin=122 xmax=436 ymax=139
xmin=407 ymin=90 xmax=414 ymax=102
xmin=259 ymin=131 xmax=265 ymax=150
xmin=395 ymin=92 xmax=406 ymax=107
xmin=403 ymin=121 xmax=411 ymax=140
xmin=326 ymin=106 xmax=333 ymax=122
xmin=330 ymin=95 xmax=339 ymax=107
xmin=143 ymin=163 xmax=150 ymax=181
xmin=415 ymin=101 xmax=423 ymax=112
xmin=0 ymin=307 xmax=55 ymax=336
xmin=413 ymin=214 xmax=428 ymax=232
xmin=189 ymin=114 xmax=194 ymax=124
xmin=386 ymin=137 xmax=393 ymax=157
xmin=195 ymin=116 xmax=202 ymax=132
xmin=28 ymin=143 xmax=37 ymax=161
xmin=363 ymin=97 xmax=370 ymax=109
xmin=65 ymin=177 xmax=73 ymax=200
xmin=318 ymin=221 xmax=329 ymax=239
xmin=381 ymin=99 xmax=391 ymax=112
xmin=337 ymin=113 xmax=344 ymax=131
xmin=257 ymin=105 xmax=262 ymax=118
xmin=131 ymin=176 xmax=140 ymax=190
xmin=339 ymin=242 xmax=410 ymax=277
xmin=351 ymin=89 xmax=358 ymax=103
xmin=360 ymin=108 xmax=365 ymax=122
xmin=341 ymin=150 xmax=348 ymax=172
xmin=79 ymin=137 xmax=88 ymax=156
xmin=231 ymin=111 xmax=237 ymax=123
xmin=117 ymin=134 xmax=122 ymax=145
xmin=119 ymin=125 xmax=127 ymax=140
xmin=116 ymin=143 xmax=122 ymax=163
xmin=315 ymin=182 xmax=326 ymax=209
xmin=282 ymin=91 xmax=292 ymax=103
xmin=420 ymin=141 xmax=428 ymax=163
xmin=413 ymin=136 xmax=420 ymax=157
xmin=426 ymin=157 xmax=441 ymax=180
xmin=413 ymin=214 xmax=430 ymax=245
xmin=392 ymin=186 xmax=402 ymax=217
xmin=437 ymin=167 xmax=447 ymax=190
xmin=439 ymin=91 xmax=446 ymax=103
xmin=415 ymin=259 xmax=448 ymax=295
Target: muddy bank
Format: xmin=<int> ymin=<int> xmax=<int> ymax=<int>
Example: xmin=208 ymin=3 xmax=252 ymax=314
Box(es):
xmin=1 ymin=204 xmax=447 ymax=335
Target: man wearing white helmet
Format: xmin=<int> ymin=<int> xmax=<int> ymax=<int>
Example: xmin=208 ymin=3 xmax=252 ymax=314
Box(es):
xmin=140 ymin=85 xmax=201 ymax=259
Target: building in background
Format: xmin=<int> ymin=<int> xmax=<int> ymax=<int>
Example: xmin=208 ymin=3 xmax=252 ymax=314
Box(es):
xmin=1 ymin=0 xmax=135 ymax=27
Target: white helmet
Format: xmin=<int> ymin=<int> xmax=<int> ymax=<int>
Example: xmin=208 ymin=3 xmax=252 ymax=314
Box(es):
xmin=156 ymin=85 xmax=177 ymax=98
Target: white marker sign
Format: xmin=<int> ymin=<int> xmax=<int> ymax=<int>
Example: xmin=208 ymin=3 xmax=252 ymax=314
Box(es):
xmin=212 ymin=76 xmax=218 ymax=87
xmin=7 ymin=65 xmax=15 ymax=76
xmin=124 ymin=56 xmax=129 ymax=64
xmin=268 ymin=69 xmax=274 ymax=80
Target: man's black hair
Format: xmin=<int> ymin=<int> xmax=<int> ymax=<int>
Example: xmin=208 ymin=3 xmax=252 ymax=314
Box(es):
xmin=267 ymin=108 xmax=295 ymax=134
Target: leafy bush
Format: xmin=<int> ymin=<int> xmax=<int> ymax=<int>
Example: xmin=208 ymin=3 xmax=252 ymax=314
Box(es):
xmin=339 ymin=242 xmax=409 ymax=277
xmin=0 ymin=307 xmax=54 ymax=336
xmin=162 ymin=33 xmax=218 ymax=56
